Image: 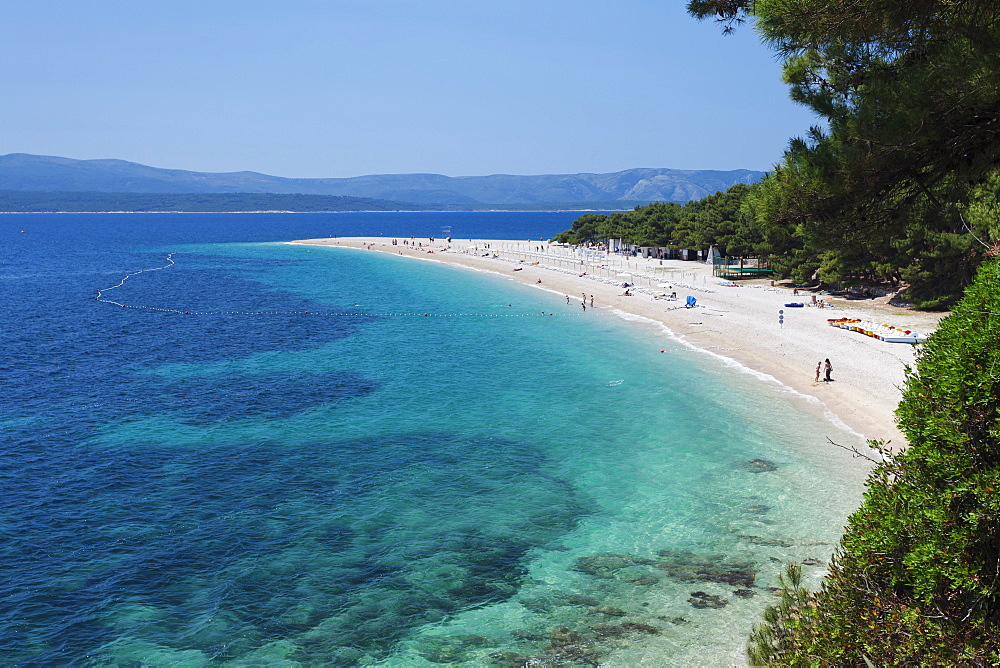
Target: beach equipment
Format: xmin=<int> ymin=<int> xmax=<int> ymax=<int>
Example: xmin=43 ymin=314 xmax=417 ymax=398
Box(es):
xmin=686 ymin=296 xmax=697 ymax=308
xmin=827 ymin=318 xmax=928 ymax=343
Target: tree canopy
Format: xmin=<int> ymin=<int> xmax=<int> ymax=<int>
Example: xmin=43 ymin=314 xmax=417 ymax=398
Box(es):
xmin=697 ymin=0 xmax=1000 ymax=306
xmin=551 ymin=184 xmax=756 ymax=254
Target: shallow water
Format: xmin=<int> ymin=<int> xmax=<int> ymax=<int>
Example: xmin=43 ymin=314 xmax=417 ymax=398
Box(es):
xmin=1 ymin=213 xmax=869 ymax=665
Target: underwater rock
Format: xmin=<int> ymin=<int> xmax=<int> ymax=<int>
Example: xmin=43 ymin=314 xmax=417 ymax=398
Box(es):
xmin=744 ymin=504 xmax=771 ymax=514
xmin=590 ymin=605 xmax=627 ymax=617
xmin=743 ymin=458 xmax=778 ymax=473
xmin=738 ymin=535 xmax=832 ymax=548
xmin=416 ymin=634 xmax=492 ymax=663
xmin=801 ymin=558 xmax=822 ymax=566
xmin=574 ymin=553 xmax=655 ymax=578
xmin=518 ymin=596 xmax=554 ymax=613
xmin=688 ymin=591 xmax=729 ymax=609
xmin=548 ymin=626 xmax=583 ymax=646
xmin=589 ymin=624 xmax=628 ymax=639
xmin=737 ymin=534 xmax=796 ymax=547
xmin=666 ymin=616 xmax=690 ymax=625
xmin=549 ymin=645 xmax=601 ymax=665
xmin=488 ymin=651 xmax=535 ymax=667
xmin=620 ymin=622 xmax=661 ymax=635
xmin=546 ymin=642 xmax=601 ymax=665
xmin=544 ymin=627 xmax=601 ymax=665
xmin=509 ymin=629 xmax=546 ymax=642
xmin=557 ymin=593 xmax=601 ymax=607
xmin=589 ymin=622 xmax=661 ymax=638
xmin=733 ymin=588 xmax=756 ymax=599
xmin=624 ymin=574 xmax=659 ymax=586
xmin=655 ymin=550 xmax=756 ymax=587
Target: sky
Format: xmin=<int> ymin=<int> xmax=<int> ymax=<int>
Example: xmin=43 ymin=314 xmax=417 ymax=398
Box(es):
xmin=1 ymin=1 xmax=819 ymax=178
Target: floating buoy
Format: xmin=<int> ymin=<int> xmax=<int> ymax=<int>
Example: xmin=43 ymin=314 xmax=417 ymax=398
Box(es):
xmin=660 ymin=350 xmax=665 ymax=353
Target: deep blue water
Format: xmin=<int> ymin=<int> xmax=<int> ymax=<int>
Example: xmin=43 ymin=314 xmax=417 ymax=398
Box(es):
xmin=1 ymin=212 xmax=866 ymax=665
xmin=3 ymin=213 xmax=583 ymax=663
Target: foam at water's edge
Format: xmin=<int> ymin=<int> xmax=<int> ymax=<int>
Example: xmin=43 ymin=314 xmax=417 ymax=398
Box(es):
xmin=608 ymin=308 xmax=871 ymax=446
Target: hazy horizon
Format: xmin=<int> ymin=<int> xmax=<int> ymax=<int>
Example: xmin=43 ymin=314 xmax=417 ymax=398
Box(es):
xmin=3 ymin=1 xmax=815 ymax=179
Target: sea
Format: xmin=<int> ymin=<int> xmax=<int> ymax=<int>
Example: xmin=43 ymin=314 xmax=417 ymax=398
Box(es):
xmin=1 ymin=212 xmax=870 ymax=666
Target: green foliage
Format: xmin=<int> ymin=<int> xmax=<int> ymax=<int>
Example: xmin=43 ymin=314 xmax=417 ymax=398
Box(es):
xmin=685 ymin=0 xmax=1000 ymax=307
xmin=747 ymin=257 xmax=1000 ymax=665
xmin=746 ymin=564 xmax=813 ymax=666
xmin=550 ymin=184 xmax=755 ymax=253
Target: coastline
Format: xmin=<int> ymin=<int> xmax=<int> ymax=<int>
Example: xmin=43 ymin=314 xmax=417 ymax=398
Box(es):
xmin=290 ymin=236 xmax=946 ymax=449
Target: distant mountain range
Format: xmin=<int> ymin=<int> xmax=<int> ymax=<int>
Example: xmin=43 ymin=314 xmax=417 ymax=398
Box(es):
xmin=0 ymin=154 xmax=765 ymax=208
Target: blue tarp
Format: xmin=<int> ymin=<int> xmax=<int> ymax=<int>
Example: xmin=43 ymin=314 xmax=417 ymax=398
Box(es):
xmin=686 ymin=296 xmax=697 ymax=307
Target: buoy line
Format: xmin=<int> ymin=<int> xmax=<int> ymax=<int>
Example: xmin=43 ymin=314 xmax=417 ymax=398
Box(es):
xmin=93 ymin=253 xmax=578 ymax=318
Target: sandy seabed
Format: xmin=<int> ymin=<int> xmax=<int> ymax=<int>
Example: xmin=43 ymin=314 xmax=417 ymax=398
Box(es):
xmin=291 ymin=236 xmax=946 ymax=450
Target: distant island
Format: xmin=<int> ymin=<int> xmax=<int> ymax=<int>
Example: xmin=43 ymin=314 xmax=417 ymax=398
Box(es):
xmin=0 ymin=153 xmax=764 ymax=212
xmin=0 ymin=190 xmax=651 ymax=214
xmin=0 ymin=191 xmax=441 ymax=213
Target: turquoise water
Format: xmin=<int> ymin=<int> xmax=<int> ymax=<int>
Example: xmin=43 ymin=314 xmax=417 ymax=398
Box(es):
xmin=2 ymin=215 xmax=869 ymax=665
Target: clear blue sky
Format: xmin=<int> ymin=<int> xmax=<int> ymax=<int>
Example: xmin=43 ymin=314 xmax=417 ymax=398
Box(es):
xmin=1 ymin=1 xmax=817 ymax=178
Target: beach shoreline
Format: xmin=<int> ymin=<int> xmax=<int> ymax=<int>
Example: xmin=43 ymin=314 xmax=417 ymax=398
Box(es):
xmin=289 ymin=236 xmax=946 ymax=449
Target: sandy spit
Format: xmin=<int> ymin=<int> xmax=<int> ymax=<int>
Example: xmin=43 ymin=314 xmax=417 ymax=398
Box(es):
xmin=289 ymin=236 xmax=947 ymax=449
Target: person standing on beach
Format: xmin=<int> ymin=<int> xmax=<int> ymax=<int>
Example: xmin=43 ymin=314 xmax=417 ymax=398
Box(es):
xmin=566 ymin=295 xmax=570 ymax=304
xmin=815 ymin=361 xmax=822 ymax=382
xmin=581 ymin=299 xmax=586 ymax=311
xmin=589 ymin=295 xmax=594 ymax=307
xmin=824 ymin=359 xmax=833 ymax=381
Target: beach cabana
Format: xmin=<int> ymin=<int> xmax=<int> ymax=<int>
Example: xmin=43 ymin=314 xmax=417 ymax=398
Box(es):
xmin=713 ymin=256 xmax=773 ymax=280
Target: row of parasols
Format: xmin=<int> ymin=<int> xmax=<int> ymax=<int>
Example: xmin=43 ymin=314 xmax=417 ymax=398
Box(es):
xmin=827 ymin=318 xmax=928 ymax=344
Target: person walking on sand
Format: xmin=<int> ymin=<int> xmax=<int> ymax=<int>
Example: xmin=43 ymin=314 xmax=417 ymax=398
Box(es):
xmin=824 ymin=358 xmax=833 ymax=382
xmin=589 ymin=295 xmax=594 ymax=307
xmin=815 ymin=361 xmax=822 ymax=382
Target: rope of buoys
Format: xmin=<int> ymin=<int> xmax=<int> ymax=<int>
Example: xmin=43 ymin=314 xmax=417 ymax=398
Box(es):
xmin=93 ymin=254 xmax=576 ymax=318
xmin=94 ymin=253 xmax=179 ymax=309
